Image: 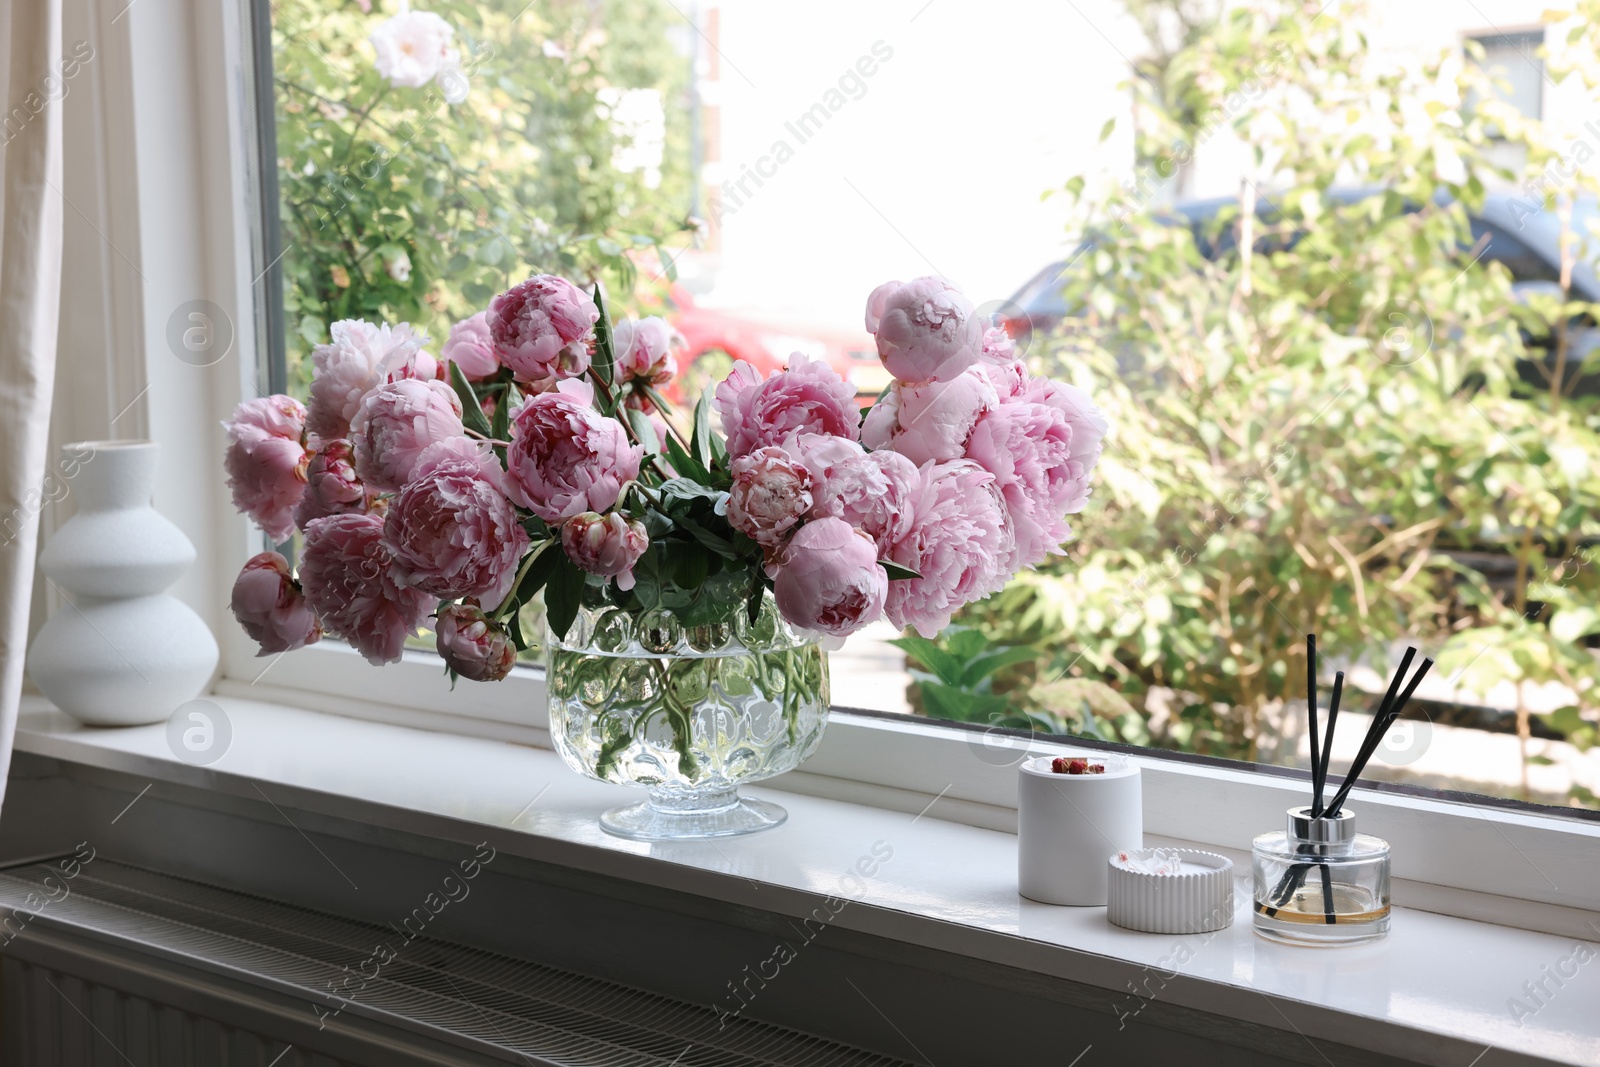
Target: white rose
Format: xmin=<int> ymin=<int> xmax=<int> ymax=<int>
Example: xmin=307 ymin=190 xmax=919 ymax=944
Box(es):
xmin=386 ymin=251 xmax=413 ymax=283
xmin=369 ymin=11 xmax=454 ymax=89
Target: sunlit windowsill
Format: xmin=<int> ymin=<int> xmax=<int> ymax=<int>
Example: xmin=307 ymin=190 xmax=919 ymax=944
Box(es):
xmin=13 ymin=694 xmax=1600 ymax=1067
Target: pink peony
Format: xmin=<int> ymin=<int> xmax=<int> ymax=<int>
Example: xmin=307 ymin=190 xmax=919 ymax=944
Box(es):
xmin=714 ymin=354 xmax=859 ymax=458
xmin=965 ymin=400 xmax=1076 ymax=570
xmin=350 ymin=378 xmax=465 ymax=492
xmin=864 ymin=277 xmax=982 ymax=384
xmin=561 ymin=512 xmax=649 ymax=590
xmin=435 ymin=599 xmax=516 ymax=682
xmin=977 ymin=327 xmax=1027 ymax=398
xmin=299 ymin=513 xmax=434 ymax=665
xmin=860 ymin=388 xmax=900 ymax=452
xmin=773 ymin=517 xmax=887 ymax=641
xmin=614 ymin=316 xmax=681 ymax=385
xmin=378 ymin=346 xmax=445 ymax=385
xmin=808 ymin=443 xmax=921 ymax=558
xmin=505 ymin=383 xmax=642 ymax=522
xmin=789 ymin=431 xmax=863 ymax=479
xmin=866 ymin=368 xmax=998 ymax=467
xmin=230 ymin=551 xmax=322 ymax=655
xmin=411 ymin=434 xmax=500 ymax=480
xmin=487 ymin=275 xmax=598 ymax=385
xmin=979 ymin=324 xmax=1016 ymax=366
xmin=383 ymin=440 xmax=529 ymax=604
xmin=885 ymin=460 xmax=1013 ymax=638
xmin=295 ymin=438 xmax=368 ymax=531
xmin=441 ymin=312 xmax=500 ymax=381
xmin=727 ymin=447 xmax=813 ymax=547
xmin=223 ymin=395 xmax=308 ymax=543
xmin=1018 ymin=377 xmax=1107 ymax=516
xmin=307 ymin=320 xmax=426 ymax=439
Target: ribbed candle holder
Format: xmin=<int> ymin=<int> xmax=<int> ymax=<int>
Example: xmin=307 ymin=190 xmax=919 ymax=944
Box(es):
xmin=1106 ymin=848 xmax=1235 ymax=934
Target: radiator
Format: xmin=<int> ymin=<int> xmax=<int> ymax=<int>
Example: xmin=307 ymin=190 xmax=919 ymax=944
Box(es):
xmin=0 ymin=857 xmax=916 ymax=1067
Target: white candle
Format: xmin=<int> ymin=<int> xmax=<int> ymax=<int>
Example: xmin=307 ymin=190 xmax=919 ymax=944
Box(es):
xmin=1017 ymin=754 xmax=1143 ymax=906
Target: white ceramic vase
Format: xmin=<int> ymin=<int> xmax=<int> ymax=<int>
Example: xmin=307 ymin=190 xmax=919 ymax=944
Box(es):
xmin=26 ymin=441 xmax=218 ymax=726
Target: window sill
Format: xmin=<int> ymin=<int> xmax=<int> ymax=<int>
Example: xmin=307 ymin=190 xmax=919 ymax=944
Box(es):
xmin=13 ymin=695 xmax=1600 ymax=1067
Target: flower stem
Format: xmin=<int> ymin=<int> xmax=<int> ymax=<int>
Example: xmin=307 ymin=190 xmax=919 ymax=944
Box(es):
xmin=493 ymin=539 xmax=553 ymax=622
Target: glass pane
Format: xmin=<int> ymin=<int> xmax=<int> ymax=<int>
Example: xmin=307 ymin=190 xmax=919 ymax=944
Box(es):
xmin=1473 ymin=31 xmax=1544 ymax=120
xmin=256 ymin=1 xmax=1600 ymax=816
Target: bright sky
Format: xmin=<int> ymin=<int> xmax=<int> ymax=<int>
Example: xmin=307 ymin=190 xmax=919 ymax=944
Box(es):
xmin=698 ymin=0 xmax=1137 ymax=330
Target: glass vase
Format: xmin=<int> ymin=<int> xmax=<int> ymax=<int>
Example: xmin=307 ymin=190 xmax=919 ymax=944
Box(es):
xmin=546 ymin=590 xmax=829 ymax=840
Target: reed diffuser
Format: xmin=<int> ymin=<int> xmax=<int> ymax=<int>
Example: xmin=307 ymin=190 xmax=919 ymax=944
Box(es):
xmin=1251 ymin=635 xmax=1432 ymax=945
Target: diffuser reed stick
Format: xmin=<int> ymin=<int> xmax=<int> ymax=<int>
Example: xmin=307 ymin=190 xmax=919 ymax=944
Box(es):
xmin=1325 ymin=654 xmax=1433 ymax=817
xmin=1307 ymin=634 xmax=1321 ymax=815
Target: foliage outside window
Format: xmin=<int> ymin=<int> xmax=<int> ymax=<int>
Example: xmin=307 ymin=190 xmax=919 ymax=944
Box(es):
xmin=270 ymin=0 xmax=695 ymax=393
xmin=945 ymin=0 xmax=1600 ymax=810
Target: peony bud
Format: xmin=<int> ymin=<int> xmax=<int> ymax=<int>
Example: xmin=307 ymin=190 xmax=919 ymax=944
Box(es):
xmin=295 ymin=438 xmax=367 ymax=531
xmin=230 ymin=551 xmax=322 ymax=655
xmin=435 ymin=600 xmax=516 ymax=682
xmin=441 ymin=311 xmax=500 ymax=382
xmin=864 ymin=276 xmax=982 ymax=384
xmin=560 ymin=512 xmax=649 ymax=590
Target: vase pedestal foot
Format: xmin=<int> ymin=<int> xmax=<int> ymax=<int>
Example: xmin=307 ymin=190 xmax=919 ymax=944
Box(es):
xmin=599 ymin=790 xmax=787 ymax=840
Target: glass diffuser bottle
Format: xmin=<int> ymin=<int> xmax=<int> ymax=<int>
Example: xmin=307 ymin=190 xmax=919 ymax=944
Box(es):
xmin=1257 ymin=633 xmax=1430 ymax=946
xmin=1252 ymin=806 xmax=1390 ymax=945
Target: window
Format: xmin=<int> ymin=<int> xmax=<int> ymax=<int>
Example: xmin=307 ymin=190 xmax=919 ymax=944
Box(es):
xmin=1469 ymin=29 xmax=1545 ymax=121
xmin=236 ymin=0 xmax=1600 ymax=835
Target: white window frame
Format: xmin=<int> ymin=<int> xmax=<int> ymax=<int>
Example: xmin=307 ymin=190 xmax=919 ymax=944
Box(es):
xmin=64 ymin=0 xmax=1600 ymax=932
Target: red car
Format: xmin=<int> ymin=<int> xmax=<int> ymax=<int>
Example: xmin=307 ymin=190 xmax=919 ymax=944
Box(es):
xmin=662 ymin=284 xmax=887 ymax=408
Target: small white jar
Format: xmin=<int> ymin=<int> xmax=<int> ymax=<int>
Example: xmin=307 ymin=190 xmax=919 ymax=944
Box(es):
xmin=1018 ymin=754 xmax=1142 ymax=906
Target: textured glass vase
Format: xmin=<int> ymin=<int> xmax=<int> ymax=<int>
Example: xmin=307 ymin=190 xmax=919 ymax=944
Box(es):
xmin=546 ymin=591 xmax=829 ymax=840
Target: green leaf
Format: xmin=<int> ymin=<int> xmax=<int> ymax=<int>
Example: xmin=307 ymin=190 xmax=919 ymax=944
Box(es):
xmin=1550 ymin=607 xmax=1600 ymax=644
xmin=746 ymin=569 xmax=765 ymax=624
xmin=944 ymin=627 xmax=989 ymax=663
xmin=513 ymin=540 xmax=561 ymax=604
xmin=450 ymin=361 xmax=492 ymax=437
xmin=1098 ymin=117 xmax=1116 ymax=143
xmin=591 ymin=283 xmax=615 ymax=387
xmin=888 ymin=635 xmax=967 ymax=688
xmin=958 ymin=646 xmax=1040 ymax=689
xmin=917 ymin=679 xmax=1010 ymax=722
xmin=1075 ymin=700 xmax=1112 ymax=742
xmin=673 ymin=510 xmax=737 ymax=557
xmin=490 ymin=384 xmax=511 ymax=455
xmin=625 ymin=406 xmax=660 ymax=454
xmin=672 ymin=545 xmax=710 ymax=588
xmin=506 ymin=600 xmax=528 ymax=652
xmin=544 ymin=550 xmax=587 ymax=641
xmin=880 ymin=560 xmax=921 ymax=581
xmin=664 ymin=434 xmax=712 ymax=485
xmin=690 ymin=390 xmax=714 ymax=473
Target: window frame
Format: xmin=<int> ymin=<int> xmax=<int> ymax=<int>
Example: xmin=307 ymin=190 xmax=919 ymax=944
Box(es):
xmin=93 ymin=0 xmax=1600 ymax=930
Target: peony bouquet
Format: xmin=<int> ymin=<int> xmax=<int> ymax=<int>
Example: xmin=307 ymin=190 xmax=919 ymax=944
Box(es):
xmin=223 ymin=274 xmax=1106 ymax=681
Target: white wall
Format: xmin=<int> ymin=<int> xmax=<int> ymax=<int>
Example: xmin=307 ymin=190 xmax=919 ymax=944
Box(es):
xmin=704 ymin=0 xmax=1141 ymax=327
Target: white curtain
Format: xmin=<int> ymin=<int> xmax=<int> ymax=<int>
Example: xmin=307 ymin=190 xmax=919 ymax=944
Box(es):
xmin=0 ymin=0 xmax=65 ymax=814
